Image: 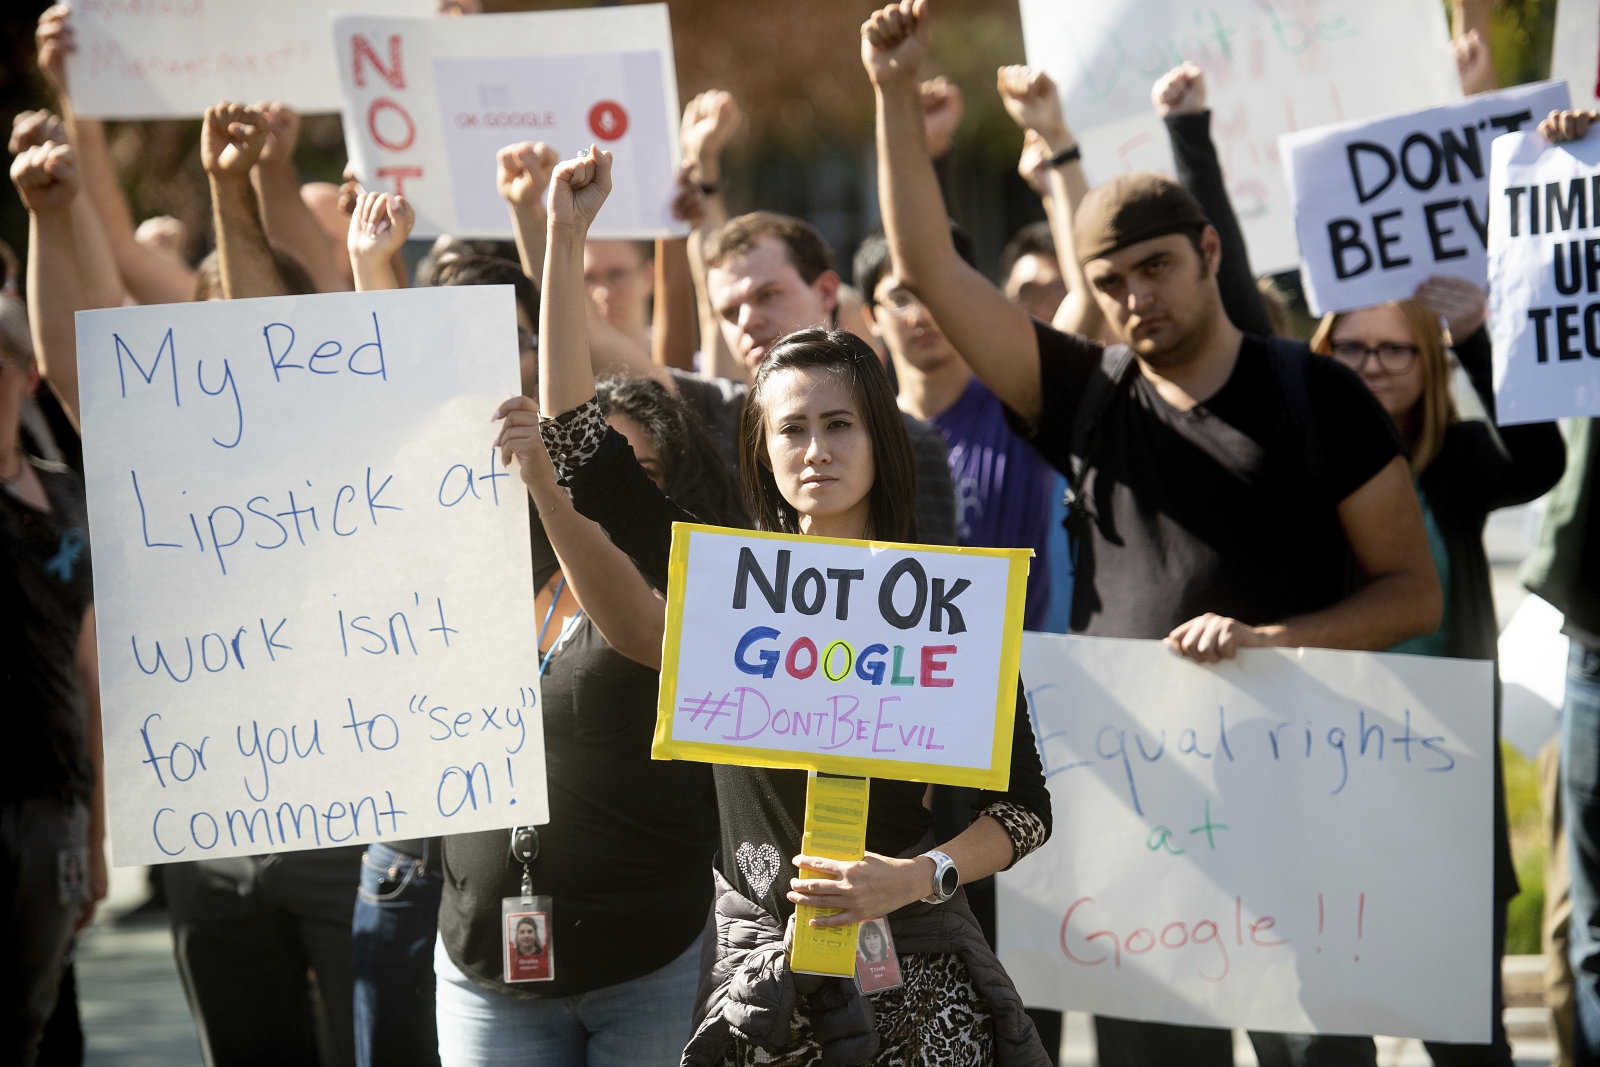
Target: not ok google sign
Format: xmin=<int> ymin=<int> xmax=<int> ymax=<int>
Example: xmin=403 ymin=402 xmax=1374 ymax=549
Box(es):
xmin=656 ymin=525 xmax=1030 ymax=789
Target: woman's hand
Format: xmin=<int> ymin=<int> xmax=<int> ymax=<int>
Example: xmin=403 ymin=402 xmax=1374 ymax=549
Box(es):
xmin=493 ymin=395 xmax=561 ymax=498
xmin=548 ymin=147 xmax=612 ymax=234
xmin=1414 ymin=274 xmax=1486 ymax=344
xmin=787 ymin=851 xmax=933 ymax=927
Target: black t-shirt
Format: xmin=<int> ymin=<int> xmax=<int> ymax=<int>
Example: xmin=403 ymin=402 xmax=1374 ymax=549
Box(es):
xmin=1013 ymin=322 xmax=1401 ymax=639
xmin=1 ymin=459 xmax=95 ymax=803
xmin=438 ymin=614 xmax=718 ymax=998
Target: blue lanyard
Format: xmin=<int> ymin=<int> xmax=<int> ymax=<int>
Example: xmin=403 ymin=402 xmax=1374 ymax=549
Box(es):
xmin=537 ymin=576 xmax=583 ymax=677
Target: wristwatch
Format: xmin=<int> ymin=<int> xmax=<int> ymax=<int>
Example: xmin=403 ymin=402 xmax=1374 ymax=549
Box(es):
xmin=920 ymin=849 xmax=959 ymax=904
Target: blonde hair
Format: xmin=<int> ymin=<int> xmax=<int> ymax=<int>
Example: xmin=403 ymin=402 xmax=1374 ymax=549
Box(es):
xmin=1310 ymin=300 xmax=1457 ymax=477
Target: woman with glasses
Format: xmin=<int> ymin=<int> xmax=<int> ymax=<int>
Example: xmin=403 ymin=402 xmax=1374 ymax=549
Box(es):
xmin=1312 ymin=278 xmax=1566 ymax=1066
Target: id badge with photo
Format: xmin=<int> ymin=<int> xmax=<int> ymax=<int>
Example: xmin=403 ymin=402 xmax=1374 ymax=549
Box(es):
xmin=854 ymin=917 xmax=903 ymax=994
xmin=501 ymin=895 xmax=554 ymax=983
xmin=58 ymin=845 xmax=89 ymax=906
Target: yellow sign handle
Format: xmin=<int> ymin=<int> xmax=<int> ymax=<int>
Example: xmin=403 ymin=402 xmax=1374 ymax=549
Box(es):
xmin=790 ymin=773 xmax=871 ymax=977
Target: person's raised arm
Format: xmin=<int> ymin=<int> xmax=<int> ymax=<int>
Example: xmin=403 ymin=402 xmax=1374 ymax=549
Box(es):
xmin=863 ymin=0 xmax=1042 ymax=421
xmin=497 ymin=140 xmax=559 ymax=284
xmin=12 ymin=141 xmax=88 ymax=428
xmin=493 ymin=396 xmax=665 ymax=667
xmin=996 ymin=65 xmax=1100 ymax=339
xmin=678 ymin=91 xmax=739 ymax=379
xmin=540 ymin=148 xmax=612 ymax=417
xmin=1165 ymin=456 xmax=1443 ymax=661
xmin=346 ymin=190 xmax=414 ymax=291
xmin=1452 ymin=0 xmax=1498 ymax=96
xmin=202 ymin=102 xmax=286 ymax=300
xmin=652 ymin=237 xmax=697 ymax=371
xmin=37 ymin=5 xmax=195 ymax=305
xmin=1153 ymin=63 xmax=1273 ymax=337
xmin=10 ymin=110 xmax=124 ymax=313
xmin=251 ymin=101 xmax=345 ymax=293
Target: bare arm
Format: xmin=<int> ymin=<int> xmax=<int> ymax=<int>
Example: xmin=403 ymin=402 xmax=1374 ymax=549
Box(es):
xmin=651 ymin=237 xmax=698 ymax=371
xmin=251 ymin=101 xmax=344 ymax=293
xmin=75 ymin=605 xmax=107 ymax=932
xmin=346 ymin=190 xmax=414 ymax=292
xmin=37 ymin=6 xmax=195 ymax=305
xmin=203 ymin=103 xmax=287 ymax=300
xmin=494 ymin=395 xmax=665 ymax=666
xmin=539 ymin=149 xmax=612 ymax=417
xmin=10 ymin=111 xmax=124 ymax=312
xmin=678 ymin=91 xmax=739 ymax=379
xmin=865 ymin=1 xmax=1043 ymax=421
xmin=1452 ymin=0 xmax=1498 ymax=96
xmin=13 ymin=141 xmax=88 ymax=428
xmin=1165 ymin=456 xmax=1443 ymax=660
xmin=497 ymin=141 xmax=558 ymax=285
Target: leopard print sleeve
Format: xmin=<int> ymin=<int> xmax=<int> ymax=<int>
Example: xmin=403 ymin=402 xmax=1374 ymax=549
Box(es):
xmin=979 ymin=800 xmax=1049 ymax=870
xmin=539 ymin=396 xmax=606 ymax=480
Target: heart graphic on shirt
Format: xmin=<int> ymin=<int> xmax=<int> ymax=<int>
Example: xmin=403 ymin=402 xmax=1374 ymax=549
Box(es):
xmin=735 ymin=842 xmax=782 ymax=898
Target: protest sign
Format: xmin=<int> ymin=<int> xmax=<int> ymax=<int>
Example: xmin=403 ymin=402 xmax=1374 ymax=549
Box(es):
xmin=1552 ymin=1 xmax=1600 ymax=114
xmin=1488 ymin=127 xmax=1600 ymax=425
xmin=335 ymin=6 xmax=684 ymax=240
xmin=76 ymin=286 xmax=546 ymax=866
xmin=1282 ymin=82 xmax=1569 ymax=316
xmin=1018 ymin=0 xmax=1460 ymax=275
xmin=998 ymin=634 xmax=1493 ymax=1041
xmin=62 ymin=0 xmax=434 ymax=119
xmin=655 ymin=525 xmax=1029 ymax=789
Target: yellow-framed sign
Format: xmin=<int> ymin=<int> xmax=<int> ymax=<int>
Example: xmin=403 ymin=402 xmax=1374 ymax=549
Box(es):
xmin=655 ymin=524 xmax=1030 ymax=790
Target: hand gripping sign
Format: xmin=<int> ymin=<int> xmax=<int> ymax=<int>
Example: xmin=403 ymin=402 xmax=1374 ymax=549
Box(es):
xmin=335 ymin=5 xmax=684 ymax=240
xmin=657 ymin=525 xmax=1030 ymax=974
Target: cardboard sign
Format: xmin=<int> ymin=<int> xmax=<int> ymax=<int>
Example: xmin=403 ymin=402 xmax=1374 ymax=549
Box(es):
xmin=655 ymin=525 xmax=1030 ymax=789
xmin=997 ymin=634 xmax=1494 ymax=1042
xmin=1283 ymin=82 xmax=1570 ymax=315
xmin=76 ymin=287 xmax=547 ymax=866
xmin=1018 ymin=0 xmax=1460 ymax=275
xmin=335 ymin=6 xmax=684 ymax=239
xmin=1488 ymin=127 xmax=1600 ymax=425
xmin=62 ymin=0 xmax=434 ymax=119
xmin=1552 ymin=1 xmax=1600 ymax=114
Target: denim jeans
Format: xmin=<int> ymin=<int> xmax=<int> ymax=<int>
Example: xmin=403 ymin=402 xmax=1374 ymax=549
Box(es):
xmin=434 ymin=930 xmax=701 ymax=1067
xmin=353 ymin=841 xmax=444 ymax=1067
xmin=1561 ymin=641 xmax=1600 ymax=1065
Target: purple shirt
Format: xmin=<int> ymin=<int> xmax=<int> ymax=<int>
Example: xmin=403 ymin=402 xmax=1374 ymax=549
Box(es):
xmin=930 ymin=377 xmax=1055 ymax=629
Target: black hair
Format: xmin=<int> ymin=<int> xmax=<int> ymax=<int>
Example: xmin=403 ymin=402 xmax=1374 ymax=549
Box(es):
xmin=997 ymin=221 xmax=1056 ymax=286
xmin=851 ymin=221 xmax=976 ymax=307
xmin=594 ymin=376 xmax=747 ymax=528
xmin=428 ymin=254 xmax=539 ymax=329
xmin=738 ymin=328 xmax=915 ymax=542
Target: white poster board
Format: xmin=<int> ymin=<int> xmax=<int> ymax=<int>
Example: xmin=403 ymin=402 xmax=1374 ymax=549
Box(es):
xmin=1552 ymin=1 xmax=1600 ymax=114
xmin=1488 ymin=127 xmax=1600 ymax=425
xmin=62 ymin=0 xmax=435 ymax=119
xmin=1283 ymin=82 xmax=1570 ymax=316
xmin=1018 ymin=0 xmax=1460 ymax=275
xmin=335 ymin=6 xmax=684 ymax=239
xmin=77 ymin=287 xmax=547 ymax=866
xmin=657 ymin=526 xmax=1029 ymax=789
xmin=999 ymin=634 xmax=1493 ymax=1041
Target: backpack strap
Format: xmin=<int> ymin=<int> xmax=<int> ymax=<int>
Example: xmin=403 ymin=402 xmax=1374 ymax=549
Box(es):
xmin=1063 ymin=343 xmax=1137 ymax=540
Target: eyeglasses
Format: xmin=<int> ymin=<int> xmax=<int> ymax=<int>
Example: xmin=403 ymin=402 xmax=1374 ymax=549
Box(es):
xmin=1329 ymin=341 xmax=1418 ymax=375
xmin=876 ymin=289 xmax=922 ymax=317
xmin=517 ymin=328 xmax=538 ymax=354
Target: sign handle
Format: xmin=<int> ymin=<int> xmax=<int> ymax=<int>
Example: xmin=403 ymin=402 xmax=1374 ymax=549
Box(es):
xmin=790 ymin=772 xmax=870 ymax=977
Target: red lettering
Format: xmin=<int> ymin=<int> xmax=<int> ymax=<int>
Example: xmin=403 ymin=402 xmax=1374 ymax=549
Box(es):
xmin=367 ymin=98 xmax=416 ymax=152
xmin=1160 ymin=921 xmax=1189 ymax=949
xmin=1058 ymin=897 xmax=1111 ymax=966
xmin=1249 ymin=916 xmax=1287 ymax=947
xmin=375 ymin=167 xmax=423 ymax=196
xmin=351 ymin=33 xmax=405 ymax=90
xmin=919 ymin=644 xmax=955 ymax=688
xmin=785 ymin=637 xmax=817 ymax=680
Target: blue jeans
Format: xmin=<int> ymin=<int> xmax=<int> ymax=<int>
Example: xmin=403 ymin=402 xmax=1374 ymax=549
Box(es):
xmin=1562 ymin=641 xmax=1600 ymax=1065
xmin=354 ymin=842 xmax=444 ymax=1067
xmin=434 ymin=930 xmax=702 ymax=1067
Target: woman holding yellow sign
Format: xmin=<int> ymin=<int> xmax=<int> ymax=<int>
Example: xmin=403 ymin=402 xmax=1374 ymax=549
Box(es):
xmin=494 ymin=144 xmax=1053 ymax=1066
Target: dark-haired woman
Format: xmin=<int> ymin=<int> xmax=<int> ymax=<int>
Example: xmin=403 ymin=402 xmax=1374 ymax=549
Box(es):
xmin=496 ymin=147 xmax=1053 ymax=1066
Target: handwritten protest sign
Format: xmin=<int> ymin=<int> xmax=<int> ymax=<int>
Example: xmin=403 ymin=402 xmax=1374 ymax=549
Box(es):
xmin=655 ymin=525 xmax=1029 ymax=789
xmin=76 ymin=287 xmax=546 ymax=866
xmin=62 ymin=0 xmax=434 ymax=119
xmin=1552 ymin=1 xmax=1600 ymax=114
xmin=1283 ymin=82 xmax=1569 ymax=316
xmin=335 ymin=6 xmax=684 ymax=240
xmin=1488 ymin=127 xmax=1600 ymax=425
xmin=1018 ymin=0 xmax=1459 ymax=275
xmin=998 ymin=635 xmax=1494 ymax=1041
